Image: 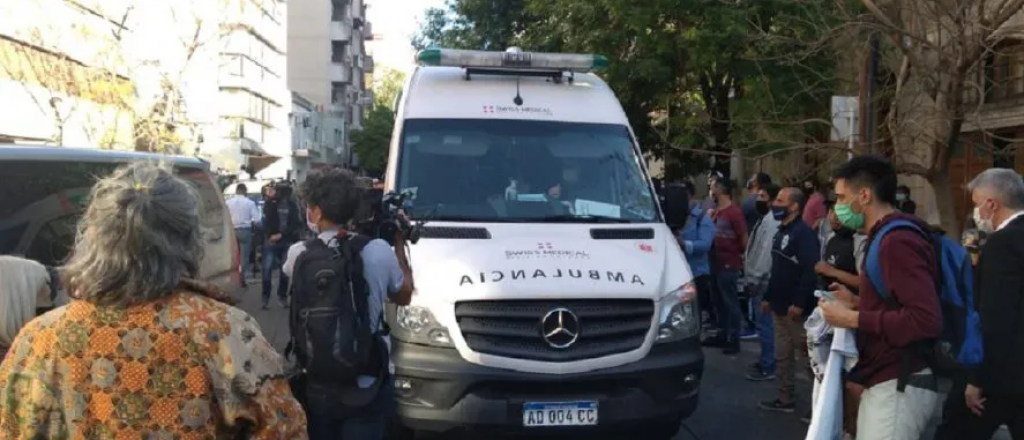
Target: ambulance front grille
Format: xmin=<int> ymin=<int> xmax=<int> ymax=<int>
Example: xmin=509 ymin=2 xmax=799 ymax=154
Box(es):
xmin=454 ymin=299 xmax=654 ymax=362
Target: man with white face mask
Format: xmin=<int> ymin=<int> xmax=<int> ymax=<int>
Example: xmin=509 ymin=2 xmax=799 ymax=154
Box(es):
xmin=935 ymin=168 xmax=1024 ymax=440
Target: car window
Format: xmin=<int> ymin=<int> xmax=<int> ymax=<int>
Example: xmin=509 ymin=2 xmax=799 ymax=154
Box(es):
xmin=0 ymin=160 xmax=222 ymax=265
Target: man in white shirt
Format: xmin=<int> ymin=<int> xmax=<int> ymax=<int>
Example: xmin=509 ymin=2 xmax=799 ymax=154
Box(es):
xmin=225 ymin=184 xmax=260 ymax=286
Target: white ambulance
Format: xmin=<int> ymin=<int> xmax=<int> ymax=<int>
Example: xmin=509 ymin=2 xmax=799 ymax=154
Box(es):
xmin=384 ymin=48 xmax=703 ymax=438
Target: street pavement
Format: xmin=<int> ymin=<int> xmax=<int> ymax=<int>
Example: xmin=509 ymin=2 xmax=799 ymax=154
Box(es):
xmin=236 ymin=277 xmax=1010 ymax=440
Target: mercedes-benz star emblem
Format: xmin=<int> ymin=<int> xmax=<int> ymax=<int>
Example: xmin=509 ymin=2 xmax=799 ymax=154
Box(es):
xmin=540 ymin=307 xmax=580 ymax=349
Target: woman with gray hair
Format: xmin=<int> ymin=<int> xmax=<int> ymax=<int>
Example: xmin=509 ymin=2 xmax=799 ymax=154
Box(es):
xmin=0 ymin=162 xmax=307 ymax=439
xmin=0 ymin=256 xmax=53 ymax=361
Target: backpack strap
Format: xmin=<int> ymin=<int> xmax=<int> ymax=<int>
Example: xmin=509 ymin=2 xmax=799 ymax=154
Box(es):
xmin=863 ymin=219 xmax=942 ymax=392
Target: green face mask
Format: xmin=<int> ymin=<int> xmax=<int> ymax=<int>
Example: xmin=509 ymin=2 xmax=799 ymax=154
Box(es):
xmin=834 ymin=203 xmax=865 ymax=230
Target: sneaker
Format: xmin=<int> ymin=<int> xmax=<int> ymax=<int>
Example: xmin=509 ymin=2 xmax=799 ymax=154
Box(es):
xmin=746 ymin=369 xmax=776 ymax=381
xmin=800 ymin=410 xmax=812 ymax=425
xmin=747 ymin=361 xmax=762 ymax=372
xmin=758 ymin=399 xmax=796 ymax=413
xmin=740 ymin=328 xmax=759 ymax=340
xmin=278 ymin=298 xmax=289 ymax=308
xmin=260 ymin=303 xmax=269 ymax=310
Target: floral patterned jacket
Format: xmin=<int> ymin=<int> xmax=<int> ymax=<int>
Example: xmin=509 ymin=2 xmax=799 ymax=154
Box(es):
xmin=0 ymin=286 xmax=307 ymax=440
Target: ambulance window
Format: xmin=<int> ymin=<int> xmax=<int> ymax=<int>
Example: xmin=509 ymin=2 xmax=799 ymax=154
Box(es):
xmin=396 ymin=119 xmax=659 ymax=222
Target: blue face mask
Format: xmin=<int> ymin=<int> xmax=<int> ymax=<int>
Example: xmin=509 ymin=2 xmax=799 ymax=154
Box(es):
xmin=771 ymin=206 xmax=788 ymax=221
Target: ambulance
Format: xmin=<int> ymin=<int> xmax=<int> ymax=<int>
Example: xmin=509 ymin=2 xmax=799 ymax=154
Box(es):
xmin=383 ymin=47 xmax=704 ymax=438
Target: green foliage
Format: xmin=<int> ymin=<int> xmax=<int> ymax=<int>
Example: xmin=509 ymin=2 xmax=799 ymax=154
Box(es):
xmin=373 ymin=68 xmax=406 ymax=110
xmin=412 ymin=0 xmax=534 ymax=50
xmin=352 ymin=69 xmax=407 ymax=174
xmin=414 ymin=0 xmax=842 ymax=179
xmin=351 ymin=105 xmax=394 ymax=175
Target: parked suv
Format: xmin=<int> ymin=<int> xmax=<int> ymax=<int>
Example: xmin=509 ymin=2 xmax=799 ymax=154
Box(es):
xmin=0 ymin=145 xmax=240 ymax=289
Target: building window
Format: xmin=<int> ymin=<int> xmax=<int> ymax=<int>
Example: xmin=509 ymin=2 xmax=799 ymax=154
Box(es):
xmin=985 ymin=43 xmax=1024 ymax=103
xmin=331 ymin=41 xmax=348 ymax=64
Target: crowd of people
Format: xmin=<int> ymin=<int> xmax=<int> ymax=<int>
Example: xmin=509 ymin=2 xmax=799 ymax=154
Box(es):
xmin=0 ymin=163 xmax=413 ymax=440
xmin=676 ymin=155 xmax=1023 ymax=440
xmin=0 ymin=154 xmax=1020 ymax=440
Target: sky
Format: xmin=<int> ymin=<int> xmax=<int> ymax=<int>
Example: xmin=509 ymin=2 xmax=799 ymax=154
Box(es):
xmin=365 ymin=0 xmax=447 ymax=76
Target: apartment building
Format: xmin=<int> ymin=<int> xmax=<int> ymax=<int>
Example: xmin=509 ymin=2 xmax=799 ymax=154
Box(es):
xmin=290 ymin=91 xmax=346 ymax=183
xmin=212 ymin=0 xmax=292 ymax=177
xmin=288 ymin=0 xmax=375 ymax=167
xmin=0 ymin=0 xmax=134 ymax=147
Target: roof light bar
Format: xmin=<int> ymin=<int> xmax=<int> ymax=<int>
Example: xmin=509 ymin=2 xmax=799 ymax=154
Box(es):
xmin=416 ymin=48 xmax=609 ymax=73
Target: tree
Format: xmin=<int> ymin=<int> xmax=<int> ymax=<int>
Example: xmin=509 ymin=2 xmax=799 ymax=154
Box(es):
xmin=0 ymin=0 xmax=134 ymax=146
xmin=352 ymin=69 xmax=406 ymax=174
xmin=821 ymin=0 xmax=1024 ymax=231
xmin=0 ymin=0 xmax=224 ymax=152
xmin=414 ymin=0 xmax=842 ymax=181
xmin=412 ymin=0 xmax=536 ymax=50
xmin=372 ymin=67 xmax=406 ymax=110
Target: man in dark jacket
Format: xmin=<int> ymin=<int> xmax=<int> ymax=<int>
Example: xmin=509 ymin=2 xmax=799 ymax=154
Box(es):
xmin=261 ymin=182 xmax=303 ymax=309
xmin=820 ymin=155 xmax=943 ymax=440
xmin=759 ymin=187 xmax=819 ymax=412
xmin=935 ymin=168 xmax=1024 ymax=439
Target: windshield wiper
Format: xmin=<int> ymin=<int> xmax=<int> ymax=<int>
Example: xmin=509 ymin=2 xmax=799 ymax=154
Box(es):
xmin=531 ymin=214 xmax=634 ymax=223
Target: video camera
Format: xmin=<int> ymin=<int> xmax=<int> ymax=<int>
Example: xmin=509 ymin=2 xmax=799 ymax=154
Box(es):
xmin=353 ymin=189 xmax=423 ymax=247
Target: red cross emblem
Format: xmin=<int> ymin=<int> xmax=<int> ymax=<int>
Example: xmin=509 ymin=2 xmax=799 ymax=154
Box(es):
xmin=638 ymin=243 xmax=654 ymax=253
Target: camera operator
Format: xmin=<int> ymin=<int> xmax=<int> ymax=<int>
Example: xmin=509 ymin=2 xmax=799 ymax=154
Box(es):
xmin=261 ymin=182 xmax=303 ymax=309
xmin=282 ymin=167 xmax=414 ymax=440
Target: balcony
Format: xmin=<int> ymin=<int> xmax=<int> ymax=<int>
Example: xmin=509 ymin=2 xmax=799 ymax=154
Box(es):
xmin=330 ymin=62 xmax=352 ymax=84
xmin=363 ymin=22 xmax=374 ymax=40
xmin=330 ymin=20 xmax=352 ymax=42
xmin=364 ymin=55 xmax=374 ymax=73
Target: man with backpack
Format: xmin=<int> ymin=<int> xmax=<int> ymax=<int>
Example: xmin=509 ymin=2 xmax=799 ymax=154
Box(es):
xmin=935 ymin=168 xmax=1024 ymax=439
xmin=281 ymin=167 xmax=415 ymax=440
xmin=819 ymin=155 xmax=946 ymax=440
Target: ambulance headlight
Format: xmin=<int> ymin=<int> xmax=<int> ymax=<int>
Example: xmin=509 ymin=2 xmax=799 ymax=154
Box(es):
xmin=655 ymin=282 xmax=700 ymax=343
xmin=392 ymin=305 xmax=454 ymax=348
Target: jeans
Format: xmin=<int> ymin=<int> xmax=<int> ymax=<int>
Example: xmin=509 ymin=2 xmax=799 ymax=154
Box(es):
xmin=261 ymin=239 xmax=291 ymax=304
xmin=306 ymin=378 xmax=395 ymax=440
xmin=235 ymin=228 xmax=253 ymax=278
xmin=714 ymin=270 xmax=743 ymax=340
xmin=752 ymin=288 xmax=776 ymax=373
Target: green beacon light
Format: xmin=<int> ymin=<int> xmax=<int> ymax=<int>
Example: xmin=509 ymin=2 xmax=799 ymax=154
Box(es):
xmin=415 ymin=48 xmax=608 ymax=73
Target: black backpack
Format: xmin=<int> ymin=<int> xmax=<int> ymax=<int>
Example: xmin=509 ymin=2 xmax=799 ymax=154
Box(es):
xmin=287 ymin=232 xmax=385 ymax=386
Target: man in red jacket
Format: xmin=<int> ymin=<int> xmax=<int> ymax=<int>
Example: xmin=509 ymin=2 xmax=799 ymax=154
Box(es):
xmin=819 ymin=155 xmax=943 ymax=440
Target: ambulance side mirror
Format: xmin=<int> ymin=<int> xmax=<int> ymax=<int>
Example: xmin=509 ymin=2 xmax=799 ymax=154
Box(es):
xmin=661 ymin=184 xmax=690 ymax=230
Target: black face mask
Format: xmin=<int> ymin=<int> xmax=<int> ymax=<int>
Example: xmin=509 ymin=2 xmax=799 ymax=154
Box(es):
xmin=755 ymin=200 xmax=769 ymax=216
